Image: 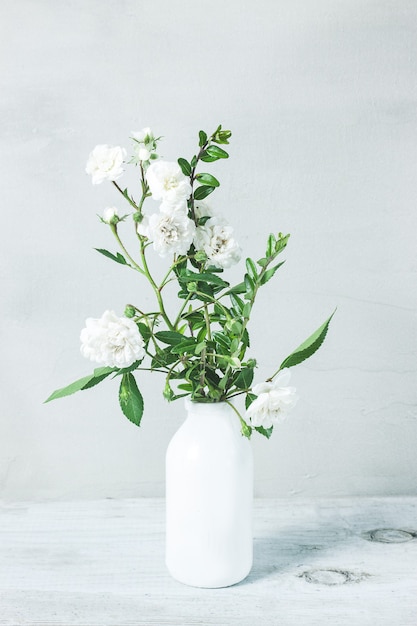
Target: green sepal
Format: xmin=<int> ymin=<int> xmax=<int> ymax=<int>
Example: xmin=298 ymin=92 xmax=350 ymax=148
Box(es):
xmin=279 ymin=311 xmax=336 ymax=370
xmin=119 ymin=373 xmax=144 ymax=427
xmin=239 ymin=417 xmax=252 ymax=439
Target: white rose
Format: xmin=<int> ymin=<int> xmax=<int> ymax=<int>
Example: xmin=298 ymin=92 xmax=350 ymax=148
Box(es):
xmin=131 ymin=127 xmax=153 ymax=143
xmin=102 ymin=206 xmax=118 ymax=224
xmin=146 ymin=161 xmax=192 ymax=203
xmin=194 ymin=216 xmax=241 ymax=269
xmin=86 ymin=145 xmax=126 ymax=185
xmin=80 ymin=310 xmax=145 ymax=369
xmin=246 ymin=369 xmax=298 ymax=429
xmin=159 ymin=198 xmax=189 ymax=215
xmin=193 ymin=200 xmax=215 ymax=221
xmin=141 ymin=211 xmax=196 ymax=257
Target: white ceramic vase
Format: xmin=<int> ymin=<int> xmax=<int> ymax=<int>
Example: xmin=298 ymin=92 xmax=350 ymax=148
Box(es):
xmin=165 ymin=399 xmax=253 ymax=588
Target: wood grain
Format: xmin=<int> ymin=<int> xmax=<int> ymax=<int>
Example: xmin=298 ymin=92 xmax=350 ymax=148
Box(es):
xmin=0 ymin=498 xmax=416 ymax=625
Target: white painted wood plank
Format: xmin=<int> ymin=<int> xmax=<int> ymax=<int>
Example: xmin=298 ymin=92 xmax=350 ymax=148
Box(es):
xmin=0 ymin=498 xmax=416 ymax=625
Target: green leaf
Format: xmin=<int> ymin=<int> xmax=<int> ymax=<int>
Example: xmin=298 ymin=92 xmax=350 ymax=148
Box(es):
xmin=206 ymin=145 xmax=229 ymax=159
xmin=213 ymin=331 xmax=231 ymax=353
xmin=119 ymin=373 xmax=144 ymax=427
xmin=171 ymin=338 xmax=198 ymax=355
xmin=245 ymin=392 xmax=257 ymax=410
xmin=212 ymin=127 xmax=232 ymax=144
xmin=280 ymin=311 xmax=335 ymax=370
xmin=266 ymin=234 xmax=276 ymax=257
xmin=137 ymin=322 xmax=152 ymax=344
xmin=230 ymin=293 xmax=244 ymax=314
xmin=255 ymin=425 xmax=274 ymax=439
xmin=94 ymin=248 xmax=127 ymax=265
xmin=194 ymin=185 xmax=215 ymax=200
xmin=242 ymin=302 xmax=252 ymax=319
xmin=244 ymin=273 xmax=256 ymax=294
xmin=200 ymin=145 xmax=229 ymax=162
xmin=195 ymin=172 xmax=220 ymax=187
xmin=190 ymin=155 xmax=198 ymax=168
xmin=151 ymin=348 xmax=178 ymax=369
xmin=178 ymin=158 xmax=191 ymax=176
xmin=111 ymin=361 xmax=143 ymax=377
xmin=179 ymin=271 xmax=229 ymax=288
xmin=198 ymin=130 xmax=207 ymax=147
xmin=227 ymin=281 xmax=246 ymax=294
xmin=155 ymin=331 xmax=185 ymax=346
xmin=177 ymin=383 xmax=193 ymax=392
xmin=45 ymin=367 xmax=115 ymax=403
xmin=273 ymin=233 xmax=290 ymax=256
xmin=260 ymin=261 xmax=285 ymax=285
xmin=234 ymin=367 xmax=254 ymax=390
xmin=245 ymin=258 xmax=258 ymax=280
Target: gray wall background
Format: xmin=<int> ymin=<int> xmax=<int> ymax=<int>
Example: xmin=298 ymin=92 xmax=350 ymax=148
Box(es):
xmin=1 ymin=0 xmax=416 ymax=500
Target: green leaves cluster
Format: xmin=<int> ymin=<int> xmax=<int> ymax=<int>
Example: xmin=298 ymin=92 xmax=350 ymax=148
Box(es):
xmin=46 ymin=125 xmax=334 ymax=438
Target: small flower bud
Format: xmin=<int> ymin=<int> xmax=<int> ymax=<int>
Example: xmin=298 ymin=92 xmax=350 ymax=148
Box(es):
xmin=102 ymin=207 xmax=119 ymax=224
xmin=187 ymin=282 xmax=198 ymax=293
xmin=133 ymin=211 xmax=143 ymax=223
xmin=194 ymin=250 xmax=207 ymax=262
xmin=137 ymin=147 xmax=151 ymax=162
xmin=124 ymin=305 xmax=136 ymax=318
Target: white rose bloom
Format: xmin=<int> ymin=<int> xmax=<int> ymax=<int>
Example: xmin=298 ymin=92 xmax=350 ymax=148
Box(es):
xmin=193 ymin=200 xmax=215 ymax=221
xmin=131 ymin=127 xmax=153 ymax=142
xmin=141 ymin=211 xmax=195 ymax=257
xmin=246 ymin=369 xmax=298 ymax=429
xmin=102 ymin=206 xmax=118 ymax=224
xmin=146 ymin=161 xmax=192 ymax=203
xmin=86 ymin=145 xmax=126 ymax=185
xmin=160 ymin=198 xmax=189 ymax=216
xmin=194 ymin=216 xmax=241 ymax=269
xmin=80 ymin=310 xmax=145 ymax=369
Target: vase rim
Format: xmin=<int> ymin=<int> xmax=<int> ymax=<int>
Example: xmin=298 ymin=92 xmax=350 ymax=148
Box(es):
xmin=184 ymin=397 xmax=234 ymax=414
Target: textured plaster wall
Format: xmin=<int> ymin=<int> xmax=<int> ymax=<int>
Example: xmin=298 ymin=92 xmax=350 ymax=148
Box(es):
xmin=1 ymin=0 xmax=416 ymax=500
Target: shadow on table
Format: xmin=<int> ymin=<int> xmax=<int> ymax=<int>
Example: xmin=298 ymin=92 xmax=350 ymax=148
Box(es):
xmin=240 ymin=521 xmax=352 ymax=585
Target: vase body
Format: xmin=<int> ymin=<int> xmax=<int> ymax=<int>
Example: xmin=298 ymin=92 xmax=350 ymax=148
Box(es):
xmin=165 ymin=399 xmax=253 ymax=588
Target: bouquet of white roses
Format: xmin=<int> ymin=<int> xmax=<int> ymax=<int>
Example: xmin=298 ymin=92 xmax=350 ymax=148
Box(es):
xmin=46 ymin=125 xmax=333 ymax=438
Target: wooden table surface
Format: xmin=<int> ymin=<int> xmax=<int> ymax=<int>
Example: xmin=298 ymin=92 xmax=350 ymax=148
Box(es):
xmin=0 ymin=497 xmax=416 ymax=625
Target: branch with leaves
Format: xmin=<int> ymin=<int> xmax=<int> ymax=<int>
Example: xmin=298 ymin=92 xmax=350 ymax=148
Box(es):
xmin=46 ymin=126 xmax=334 ymax=438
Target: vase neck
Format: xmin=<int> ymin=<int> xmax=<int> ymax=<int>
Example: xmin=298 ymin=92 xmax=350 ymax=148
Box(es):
xmin=185 ymin=399 xmax=233 ymax=420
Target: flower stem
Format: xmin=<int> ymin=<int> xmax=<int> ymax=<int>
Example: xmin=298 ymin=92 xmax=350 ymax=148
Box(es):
xmin=138 ymin=237 xmax=175 ymax=331
xmin=112 ymin=181 xmax=140 ymax=211
xmin=110 ymin=224 xmax=145 ymax=274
